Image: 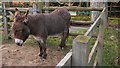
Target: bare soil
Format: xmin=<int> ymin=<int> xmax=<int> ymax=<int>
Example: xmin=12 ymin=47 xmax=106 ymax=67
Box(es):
xmin=1 ymin=40 xmax=65 ymax=66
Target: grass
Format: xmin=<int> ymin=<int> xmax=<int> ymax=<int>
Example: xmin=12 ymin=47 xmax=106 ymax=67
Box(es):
xmin=102 ymin=27 xmax=118 ymax=66
xmin=71 ymin=16 xmax=91 ymax=21
xmin=109 ymin=17 xmax=120 ymax=27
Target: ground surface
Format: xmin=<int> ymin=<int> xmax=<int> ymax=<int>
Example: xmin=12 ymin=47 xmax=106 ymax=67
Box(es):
xmin=1 ymin=41 xmax=65 ymax=66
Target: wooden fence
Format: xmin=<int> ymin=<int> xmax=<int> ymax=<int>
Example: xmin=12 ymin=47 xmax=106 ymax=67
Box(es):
xmin=1 ymin=3 xmax=106 ymax=67
xmin=56 ymin=7 xmax=106 ymax=67
xmin=2 ymin=6 xmax=103 ymax=39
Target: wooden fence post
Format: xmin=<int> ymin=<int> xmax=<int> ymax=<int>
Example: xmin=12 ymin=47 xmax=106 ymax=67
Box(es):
xmin=45 ymin=0 xmax=49 ymax=13
xmin=72 ymin=35 xmax=91 ymax=66
xmin=2 ymin=2 xmax=8 ymax=39
xmin=32 ymin=2 xmax=37 ymax=14
xmin=90 ymin=0 xmax=100 ymax=21
xmin=97 ymin=11 xmax=105 ymax=66
xmin=90 ymin=0 xmax=108 ymax=27
xmin=0 ymin=46 xmax=2 ymax=68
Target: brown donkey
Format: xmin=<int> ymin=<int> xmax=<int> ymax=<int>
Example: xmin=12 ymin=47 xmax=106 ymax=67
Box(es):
xmin=12 ymin=8 xmax=71 ymax=59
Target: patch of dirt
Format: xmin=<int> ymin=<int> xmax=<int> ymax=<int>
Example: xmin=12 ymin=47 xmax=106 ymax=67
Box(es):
xmin=1 ymin=43 xmax=65 ymax=66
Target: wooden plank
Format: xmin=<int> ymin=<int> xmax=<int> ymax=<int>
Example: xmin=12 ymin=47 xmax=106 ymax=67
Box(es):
xmin=84 ymin=8 xmax=106 ymax=36
xmin=0 ymin=44 xmax=2 ymax=68
xmin=3 ymin=2 xmax=8 ymax=39
xmin=108 ymin=6 xmax=120 ymax=7
xmin=84 ymin=15 xmax=101 ymax=36
xmin=97 ymin=10 xmax=105 ymax=66
xmin=56 ymin=50 xmax=72 ymax=68
xmin=42 ymin=7 xmax=103 ymax=11
xmin=88 ymin=40 xmax=99 ymax=64
xmin=4 ymin=7 xmax=29 ymax=11
xmin=7 ymin=15 xmax=14 ymax=18
xmin=93 ymin=55 xmax=98 ymax=67
xmin=108 ymin=11 xmax=120 ymax=12
xmin=70 ymin=20 xmax=93 ymax=24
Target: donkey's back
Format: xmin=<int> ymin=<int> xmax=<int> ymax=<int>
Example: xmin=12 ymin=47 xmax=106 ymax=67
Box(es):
xmin=28 ymin=8 xmax=71 ymax=35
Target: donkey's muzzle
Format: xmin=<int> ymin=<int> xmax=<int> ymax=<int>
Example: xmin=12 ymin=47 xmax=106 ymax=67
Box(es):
xmin=15 ymin=39 xmax=23 ymax=46
xmin=16 ymin=43 xmax=22 ymax=46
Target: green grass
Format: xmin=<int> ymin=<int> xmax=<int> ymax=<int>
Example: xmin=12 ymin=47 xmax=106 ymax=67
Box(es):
xmin=71 ymin=16 xmax=91 ymax=21
xmin=109 ymin=17 xmax=120 ymax=27
xmin=70 ymin=29 xmax=87 ymax=35
xmin=102 ymin=27 xmax=118 ymax=66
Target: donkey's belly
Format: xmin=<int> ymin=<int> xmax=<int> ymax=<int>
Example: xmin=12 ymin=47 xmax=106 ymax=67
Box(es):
xmin=47 ymin=23 xmax=66 ymax=35
xmin=45 ymin=14 xmax=67 ymax=35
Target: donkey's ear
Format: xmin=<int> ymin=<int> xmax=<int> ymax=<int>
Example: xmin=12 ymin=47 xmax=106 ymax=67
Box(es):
xmin=23 ymin=10 xmax=29 ymax=18
xmin=14 ymin=8 xmax=20 ymax=18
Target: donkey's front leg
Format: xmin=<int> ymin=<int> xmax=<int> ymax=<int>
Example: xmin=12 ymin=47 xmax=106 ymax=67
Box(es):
xmin=38 ymin=42 xmax=43 ymax=57
xmin=34 ymin=36 xmax=47 ymax=59
xmin=40 ymin=41 xmax=47 ymax=59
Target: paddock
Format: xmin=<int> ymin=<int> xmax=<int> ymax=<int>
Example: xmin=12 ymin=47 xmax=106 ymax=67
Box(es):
xmin=0 ymin=0 xmax=109 ymax=67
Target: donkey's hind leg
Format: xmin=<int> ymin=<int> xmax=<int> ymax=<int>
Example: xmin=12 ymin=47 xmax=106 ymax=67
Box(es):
xmin=59 ymin=27 xmax=69 ymax=49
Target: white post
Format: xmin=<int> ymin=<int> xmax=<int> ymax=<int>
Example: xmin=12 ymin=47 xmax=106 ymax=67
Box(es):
xmin=3 ymin=2 xmax=8 ymax=39
xmin=90 ymin=0 xmax=100 ymax=21
xmin=90 ymin=0 xmax=108 ymax=26
xmin=104 ymin=0 xmax=108 ymax=28
xmin=72 ymin=35 xmax=90 ymax=66
xmin=45 ymin=0 xmax=49 ymax=13
xmin=32 ymin=2 xmax=37 ymax=14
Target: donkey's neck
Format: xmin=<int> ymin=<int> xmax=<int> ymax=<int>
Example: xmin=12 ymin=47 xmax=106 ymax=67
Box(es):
xmin=26 ymin=14 xmax=45 ymax=36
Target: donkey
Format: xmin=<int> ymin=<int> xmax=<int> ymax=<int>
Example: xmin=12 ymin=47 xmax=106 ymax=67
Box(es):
xmin=12 ymin=8 xmax=71 ymax=59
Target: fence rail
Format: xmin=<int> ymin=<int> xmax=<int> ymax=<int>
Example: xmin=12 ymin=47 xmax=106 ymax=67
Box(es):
xmin=4 ymin=7 xmax=103 ymax=11
xmin=57 ymin=7 xmax=106 ymax=67
xmin=56 ymin=50 xmax=72 ymax=68
xmin=42 ymin=6 xmax=103 ymax=11
xmin=72 ymin=7 xmax=106 ymax=66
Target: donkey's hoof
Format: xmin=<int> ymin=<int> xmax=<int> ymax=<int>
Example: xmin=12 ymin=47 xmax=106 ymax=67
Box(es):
xmin=60 ymin=46 xmax=66 ymax=50
xmin=57 ymin=46 xmax=64 ymax=51
xmin=61 ymin=47 xmax=65 ymax=50
xmin=39 ymin=53 xmax=43 ymax=57
xmin=43 ymin=54 xmax=47 ymax=59
xmin=57 ymin=47 xmax=61 ymax=51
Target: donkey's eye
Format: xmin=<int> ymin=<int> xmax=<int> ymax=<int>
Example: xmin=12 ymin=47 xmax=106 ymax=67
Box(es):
xmin=20 ymin=20 xmax=23 ymax=22
xmin=20 ymin=30 xmax=22 ymax=32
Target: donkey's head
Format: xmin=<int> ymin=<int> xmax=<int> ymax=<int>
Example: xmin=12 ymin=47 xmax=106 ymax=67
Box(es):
xmin=12 ymin=8 xmax=30 ymax=46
